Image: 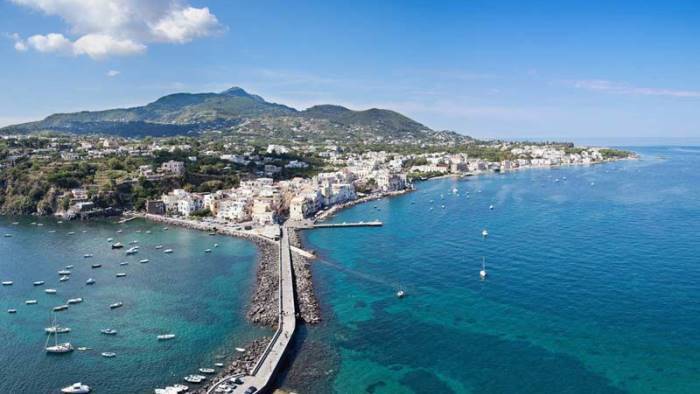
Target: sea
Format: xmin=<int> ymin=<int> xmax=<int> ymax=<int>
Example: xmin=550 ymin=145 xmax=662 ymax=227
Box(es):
xmin=1 ymin=146 xmax=699 ymax=393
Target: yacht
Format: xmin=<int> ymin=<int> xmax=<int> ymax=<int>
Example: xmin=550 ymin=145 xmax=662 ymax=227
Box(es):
xmin=157 ymin=334 xmax=176 ymax=341
xmin=109 ymin=302 xmax=124 ymax=309
xmin=53 ymin=305 xmax=69 ymax=312
xmin=91 ymin=263 xmax=102 ymax=269
xmin=45 ymin=316 xmax=73 ymax=354
xmin=100 ymin=329 xmax=118 ymax=335
xmin=198 ymin=368 xmax=215 ymax=374
xmin=45 ymin=326 xmax=71 ymax=334
xmin=61 ymin=382 xmax=91 ymax=393
xmin=101 ymin=352 xmax=116 ymax=358
xmin=45 ymin=289 xmax=58 ymax=294
xmin=2 ymin=281 xmax=13 ymax=286
xmin=25 ymin=299 xmax=38 ymax=305
xmin=33 ymin=281 xmax=45 ymax=286
xmin=163 ymin=249 xmax=173 ymax=254
xmin=67 ymin=298 xmax=83 ymax=305
xmin=86 ymin=278 xmax=96 ymax=285
xmin=139 ymin=259 xmax=149 ymax=264
xmin=58 ymin=270 xmax=71 ymax=276
xmin=111 ymin=242 xmax=124 ymax=249
xmin=116 ymin=273 xmax=127 ymax=278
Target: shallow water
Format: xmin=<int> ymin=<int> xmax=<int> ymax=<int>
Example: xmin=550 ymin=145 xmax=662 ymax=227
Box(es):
xmin=293 ymin=146 xmax=700 ymax=394
xmin=0 ymin=218 xmax=269 ymax=393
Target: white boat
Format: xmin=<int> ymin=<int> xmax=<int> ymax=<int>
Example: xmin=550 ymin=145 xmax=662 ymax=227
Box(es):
xmin=33 ymin=281 xmax=45 ymax=286
xmin=53 ymin=305 xmax=69 ymax=312
xmin=101 ymin=328 xmax=117 ymax=335
xmin=172 ymin=384 xmax=189 ymax=392
xmin=396 ymin=290 xmax=406 ymax=298
xmin=45 ymin=288 xmax=57 ymax=294
xmin=8 ymin=309 xmax=16 ymax=314
xmin=61 ymin=382 xmax=91 ymax=393
xmin=77 ymin=347 xmax=90 ymax=351
xmin=198 ymin=368 xmax=215 ymax=374
xmin=116 ymin=229 xmax=123 ymax=233
xmin=235 ymin=347 xmax=246 ymax=352
xmin=101 ymin=352 xmax=116 ymax=358
xmin=67 ymin=298 xmax=83 ymax=304
xmin=83 ymin=254 xmax=93 ymax=258
xmin=25 ymin=299 xmax=38 ymax=305
xmin=58 ymin=270 xmax=71 ymax=276
xmin=215 ymin=363 xmax=224 ymax=367
xmin=4 ymin=234 xmax=12 ymax=238
xmin=482 ymin=229 xmax=489 ymax=238
xmin=45 ymin=326 xmax=71 ymax=334
xmin=489 ymin=204 xmax=494 ymax=210
xmin=111 ymin=242 xmax=124 ymax=249
xmin=2 ymin=281 xmax=13 ymax=286
xmin=145 ymin=230 xmax=152 ymax=234
xmin=109 ymin=302 xmax=123 ymax=309
xmin=139 ymin=259 xmax=149 ymax=264
xmin=155 ymin=245 xmax=163 ymax=249
xmin=107 ymin=238 xmax=113 ymax=242
xmin=91 ymin=263 xmax=102 ymax=268
xmin=163 ymin=249 xmax=173 ymax=254
xmin=157 ymin=334 xmax=176 ymax=341
xmin=163 ymin=227 xmax=169 ymax=231
xmin=129 ymin=240 xmax=139 ymax=245
xmin=214 ymin=243 xmax=219 ymax=248
xmin=46 ymin=316 xmax=73 ymax=354
xmin=480 ymin=257 xmax=488 ymax=279
xmin=125 ymin=247 xmax=139 ymax=255
xmin=183 ymin=375 xmax=205 ymax=384
xmin=60 ymin=276 xmax=70 ymax=282
xmin=204 ymin=249 xmax=212 ymax=253
xmin=120 ymin=261 xmax=129 ymax=266
xmin=116 ymin=273 xmax=126 ymax=278
xmin=86 ymin=278 xmax=95 ymax=285
xmin=65 ymin=265 xmax=74 ymax=269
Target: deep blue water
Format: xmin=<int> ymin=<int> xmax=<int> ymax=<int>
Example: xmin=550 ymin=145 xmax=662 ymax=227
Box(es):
xmin=291 ymin=146 xmax=700 ymax=394
xmin=0 ymin=219 xmax=269 ymax=393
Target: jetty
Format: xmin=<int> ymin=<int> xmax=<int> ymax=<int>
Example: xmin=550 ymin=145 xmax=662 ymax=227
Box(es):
xmin=208 ymin=226 xmax=297 ymax=394
xmin=313 ymin=221 xmax=383 ymax=228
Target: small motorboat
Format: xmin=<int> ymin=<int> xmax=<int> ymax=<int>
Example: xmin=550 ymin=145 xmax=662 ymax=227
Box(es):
xmin=215 ymin=363 xmax=224 ymax=367
xmin=116 ymin=229 xmax=123 ymax=233
xmin=86 ymin=278 xmax=96 ymax=285
xmin=145 ymin=230 xmax=151 ymax=234
xmin=235 ymin=347 xmax=246 ymax=353
xmin=109 ymin=302 xmax=123 ymax=309
xmin=83 ymin=254 xmax=93 ymax=258
xmin=7 ymin=309 xmax=17 ymax=314
xmin=33 ymin=281 xmax=45 ymax=286
xmin=2 ymin=281 xmax=13 ymax=286
xmin=482 ymin=229 xmax=489 ymax=238
xmin=205 ymin=249 xmax=212 ymax=253
xmin=163 ymin=249 xmax=173 ymax=254
xmin=60 ymin=276 xmax=70 ymax=282
xmin=101 ymin=352 xmax=116 ymax=358
xmin=155 ymin=245 xmax=163 ymax=249
xmin=163 ymin=227 xmax=169 ymax=231
xmin=116 ymin=273 xmax=126 ymax=278
xmin=67 ymin=298 xmax=83 ymax=305
xmin=157 ymin=334 xmax=176 ymax=341
xmin=58 ymin=270 xmax=71 ymax=276
xmin=61 ymin=382 xmax=91 ymax=393
xmin=45 ymin=289 xmax=58 ymax=294
xmin=119 ymin=261 xmax=129 ymax=266
xmin=25 ymin=299 xmax=38 ymax=305
xmin=139 ymin=259 xmax=149 ymax=264
xmin=77 ymin=347 xmax=90 ymax=351
xmin=183 ymin=375 xmax=205 ymax=384
xmin=101 ymin=329 xmax=118 ymax=335
xmin=125 ymin=247 xmax=139 ymax=255
xmin=129 ymin=240 xmax=139 ymax=245
xmin=111 ymin=242 xmax=124 ymax=249
xmin=65 ymin=265 xmax=74 ymax=269
xmin=396 ymin=290 xmax=406 ymax=298
xmin=53 ymin=305 xmax=69 ymax=312
xmin=3 ymin=234 xmax=12 ymax=238
xmin=67 ymin=232 xmax=75 ymax=235
xmin=198 ymin=368 xmax=215 ymax=374
xmin=214 ymin=243 xmax=219 ymax=248
xmin=489 ymin=204 xmax=494 ymax=210
xmin=91 ymin=263 xmax=102 ymax=269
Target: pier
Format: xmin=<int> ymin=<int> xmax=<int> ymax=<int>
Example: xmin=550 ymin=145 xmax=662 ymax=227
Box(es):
xmin=208 ymin=226 xmax=297 ymax=394
xmin=313 ymin=221 xmax=383 ymax=228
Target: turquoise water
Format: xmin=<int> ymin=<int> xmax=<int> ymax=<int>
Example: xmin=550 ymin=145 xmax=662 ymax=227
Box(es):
xmin=290 ymin=146 xmax=700 ymax=393
xmin=0 ymin=219 xmax=268 ymax=393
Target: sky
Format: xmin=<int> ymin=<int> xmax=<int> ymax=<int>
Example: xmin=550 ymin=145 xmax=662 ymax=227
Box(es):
xmin=1 ymin=0 xmax=699 ymax=144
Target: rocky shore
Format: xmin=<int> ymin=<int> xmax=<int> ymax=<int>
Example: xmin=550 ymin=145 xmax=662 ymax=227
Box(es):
xmin=246 ymin=239 xmax=280 ymax=328
xmin=287 ymin=228 xmax=321 ymax=325
xmin=191 ymin=337 xmax=271 ymax=394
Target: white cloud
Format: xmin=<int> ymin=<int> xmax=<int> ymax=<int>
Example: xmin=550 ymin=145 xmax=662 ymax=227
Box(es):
xmin=570 ymin=79 xmax=700 ymax=98
xmin=9 ymin=0 xmax=223 ymax=59
xmin=106 ymin=70 xmax=121 ymax=77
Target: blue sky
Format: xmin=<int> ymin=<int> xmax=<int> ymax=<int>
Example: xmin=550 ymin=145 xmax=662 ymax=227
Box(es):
xmin=1 ymin=0 xmax=699 ymax=143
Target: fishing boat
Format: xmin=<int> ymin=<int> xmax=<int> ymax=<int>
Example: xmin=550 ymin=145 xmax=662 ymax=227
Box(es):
xmin=85 ymin=278 xmax=95 ymax=285
xmin=100 ymin=329 xmax=118 ymax=335
xmin=101 ymin=352 xmax=116 ymax=358
xmin=46 ymin=316 xmax=73 ymax=354
xmin=139 ymin=259 xmax=149 ymax=264
xmin=45 ymin=288 xmax=57 ymax=294
xmin=480 ymin=257 xmax=488 ymax=279
xmin=25 ymin=299 xmax=38 ymax=305
xmin=109 ymin=302 xmax=123 ymax=309
xmin=111 ymin=242 xmax=124 ymax=249
xmin=2 ymin=281 xmax=13 ymax=286
xmin=67 ymin=298 xmax=83 ymax=305
xmin=61 ymin=382 xmax=91 ymax=393
xmin=33 ymin=280 xmax=45 ymax=286
xmin=91 ymin=263 xmax=102 ymax=269
xmin=198 ymin=368 xmax=215 ymax=374
xmin=163 ymin=249 xmax=173 ymax=254
xmin=53 ymin=305 xmax=69 ymax=312
xmin=157 ymin=334 xmax=176 ymax=341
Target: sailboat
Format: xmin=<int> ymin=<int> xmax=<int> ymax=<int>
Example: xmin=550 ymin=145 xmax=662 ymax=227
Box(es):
xmin=46 ymin=315 xmax=73 ymax=354
xmin=480 ymin=257 xmax=488 ymax=279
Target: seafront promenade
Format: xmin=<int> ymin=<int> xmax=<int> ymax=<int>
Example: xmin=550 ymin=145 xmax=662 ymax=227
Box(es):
xmin=208 ymin=226 xmax=297 ymax=394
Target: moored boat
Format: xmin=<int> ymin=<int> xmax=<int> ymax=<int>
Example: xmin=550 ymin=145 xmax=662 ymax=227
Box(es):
xmin=109 ymin=302 xmax=123 ymax=309
xmin=45 ymin=288 xmax=57 ymax=294
xmin=111 ymin=242 xmax=124 ymax=249
xmin=139 ymin=259 xmax=149 ymax=264
xmin=2 ymin=280 xmax=13 ymax=286
xmin=33 ymin=280 xmax=45 ymax=286
xmin=163 ymin=249 xmax=173 ymax=254
xmin=91 ymin=263 xmax=102 ymax=269
xmin=101 ymin=352 xmax=116 ymax=358
xmin=116 ymin=272 xmax=127 ymax=278
xmin=53 ymin=304 xmax=69 ymax=312
xmin=67 ymin=298 xmax=83 ymax=304
xmin=61 ymin=382 xmax=91 ymax=393
xmin=198 ymin=368 xmax=215 ymax=374
xmin=157 ymin=334 xmax=176 ymax=341
xmin=101 ymin=329 xmax=117 ymax=335
xmin=86 ymin=278 xmax=95 ymax=285
xmin=25 ymin=299 xmax=38 ymax=305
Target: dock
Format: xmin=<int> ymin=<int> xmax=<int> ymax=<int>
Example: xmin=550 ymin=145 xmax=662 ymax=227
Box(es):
xmin=208 ymin=226 xmax=297 ymax=394
xmin=312 ymin=221 xmax=383 ymax=228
